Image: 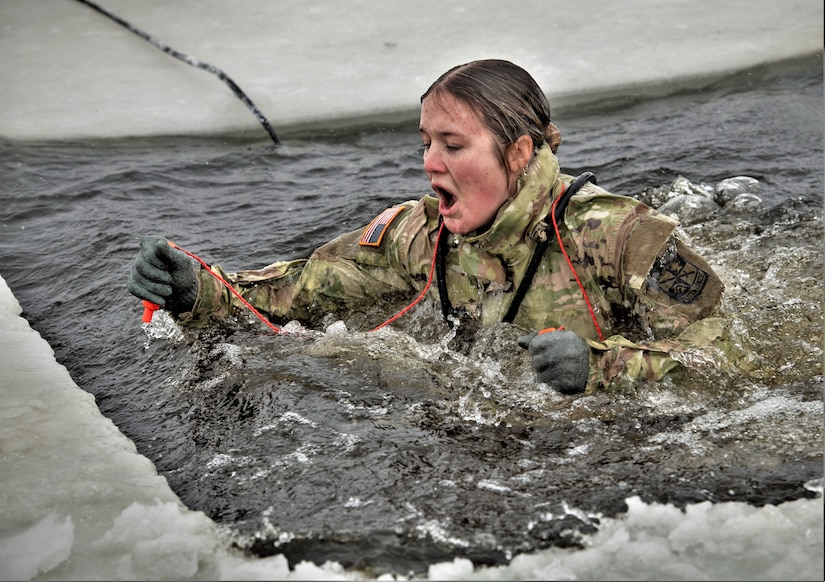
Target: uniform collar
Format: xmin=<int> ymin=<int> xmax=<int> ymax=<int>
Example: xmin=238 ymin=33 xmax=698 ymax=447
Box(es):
xmin=450 ymin=145 xmax=562 ymax=286
xmin=463 ymin=144 xmax=561 ymax=249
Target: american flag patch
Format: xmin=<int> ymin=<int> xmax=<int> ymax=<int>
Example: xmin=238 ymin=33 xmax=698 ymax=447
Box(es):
xmin=359 ymin=206 xmax=405 ymax=247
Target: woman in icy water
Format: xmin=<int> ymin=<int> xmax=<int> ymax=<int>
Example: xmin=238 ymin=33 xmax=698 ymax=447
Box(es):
xmin=127 ymin=59 xmax=725 ymax=395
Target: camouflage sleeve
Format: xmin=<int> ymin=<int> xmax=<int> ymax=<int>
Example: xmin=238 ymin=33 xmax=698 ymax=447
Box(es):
xmin=622 ymin=226 xmax=725 ymax=338
xmin=584 ymin=335 xmax=683 ymax=393
xmin=178 ymin=201 xmax=428 ymax=327
xmin=178 ymin=258 xmax=308 ymax=325
xmin=591 ymin=220 xmax=727 ymax=390
xmin=567 ymin=189 xmax=726 ymax=391
xmin=583 ymin=316 xmax=735 ymax=393
xmin=566 ymin=187 xmax=724 ymax=336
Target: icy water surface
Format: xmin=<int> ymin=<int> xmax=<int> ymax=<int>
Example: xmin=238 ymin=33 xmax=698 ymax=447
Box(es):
xmin=1 ymin=55 xmax=822 ymax=576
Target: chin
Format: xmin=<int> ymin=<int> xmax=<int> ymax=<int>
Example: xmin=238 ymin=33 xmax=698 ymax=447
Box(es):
xmin=442 ymin=217 xmax=468 ymax=235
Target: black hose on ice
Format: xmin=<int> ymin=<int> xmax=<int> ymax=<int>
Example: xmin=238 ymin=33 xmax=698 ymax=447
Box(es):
xmin=74 ymin=0 xmax=281 ymax=145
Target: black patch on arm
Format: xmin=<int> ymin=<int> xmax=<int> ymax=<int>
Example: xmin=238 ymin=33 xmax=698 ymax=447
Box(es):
xmin=648 ymin=250 xmax=709 ymax=304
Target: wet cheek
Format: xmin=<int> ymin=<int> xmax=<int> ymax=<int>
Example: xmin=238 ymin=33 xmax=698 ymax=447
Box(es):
xmin=465 ymin=170 xmax=504 ymax=200
xmin=453 ymin=164 xmax=492 ymax=191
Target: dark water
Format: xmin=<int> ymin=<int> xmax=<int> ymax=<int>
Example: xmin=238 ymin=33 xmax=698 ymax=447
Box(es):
xmin=1 ymin=55 xmax=822 ymax=576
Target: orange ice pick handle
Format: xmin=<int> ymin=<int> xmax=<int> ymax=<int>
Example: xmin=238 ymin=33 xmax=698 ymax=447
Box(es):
xmin=142 ymin=300 xmax=160 ymax=323
xmin=537 ymin=326 xmax=565 ymax=335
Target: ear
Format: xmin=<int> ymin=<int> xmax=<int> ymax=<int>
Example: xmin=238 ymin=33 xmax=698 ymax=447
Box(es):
xmin=506 ymin=135 xmax=534 ymax=174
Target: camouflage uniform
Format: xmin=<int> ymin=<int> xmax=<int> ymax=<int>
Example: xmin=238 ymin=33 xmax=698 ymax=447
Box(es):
xmin=182 ymin=145 xmax=725 ymax=392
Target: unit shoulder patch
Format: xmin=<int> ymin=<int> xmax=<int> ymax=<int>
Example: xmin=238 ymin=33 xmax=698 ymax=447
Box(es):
xmin=649 ymin=252 xmax=709 ymax=304
xmin=359 ymin=206 xmax=405 ymax=247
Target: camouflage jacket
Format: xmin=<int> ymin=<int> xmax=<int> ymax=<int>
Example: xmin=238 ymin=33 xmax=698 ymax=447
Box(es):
xmin=182 ymin=145 xmax=725 ymax=392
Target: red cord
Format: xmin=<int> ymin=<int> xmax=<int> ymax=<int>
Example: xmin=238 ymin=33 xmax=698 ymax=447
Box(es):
xmin=168 ymin=241 xmax=285 ymax=334
xmin=550 ymin=190 xmax=605 ymax=341
xmin=177 ymin=218 xmax=443 ymax=334
xmin=154 ymin=209 xmax=600 ymax=340
xmin=144 ymin=234 xmax=443 ymax=335
xmin=370 ymin=220 xmax=445 ymax=332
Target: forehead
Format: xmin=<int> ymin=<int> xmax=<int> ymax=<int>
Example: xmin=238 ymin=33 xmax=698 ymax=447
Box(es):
xmin=419 ymin=91 xmax=486 ymax=136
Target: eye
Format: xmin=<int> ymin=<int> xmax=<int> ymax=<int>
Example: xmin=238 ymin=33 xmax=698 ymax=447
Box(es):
xmin=420 ymin=143 xmax=431 ymax=154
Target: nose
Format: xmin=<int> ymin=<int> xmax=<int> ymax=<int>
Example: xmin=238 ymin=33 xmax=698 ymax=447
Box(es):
xmin=422 ymin=146 xmax=445 ymax=175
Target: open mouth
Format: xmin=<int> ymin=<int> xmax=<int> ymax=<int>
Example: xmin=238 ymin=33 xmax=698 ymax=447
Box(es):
xmin=433 ymin=186 xmax=456 ymax=209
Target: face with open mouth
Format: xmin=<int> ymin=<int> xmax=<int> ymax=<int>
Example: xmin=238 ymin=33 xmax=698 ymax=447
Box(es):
xmin=419 ymin=92 xmax=522 ymax=235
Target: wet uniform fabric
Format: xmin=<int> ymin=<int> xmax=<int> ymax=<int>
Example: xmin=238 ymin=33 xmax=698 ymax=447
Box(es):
xmin=181 ymin=145 xmax=725 ymax=392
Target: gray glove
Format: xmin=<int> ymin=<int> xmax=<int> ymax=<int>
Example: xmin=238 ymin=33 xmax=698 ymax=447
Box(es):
xmin=517 ymin=328 xmax=591 ymax=394
xmin=127 ymin=236 xmax=198 ymax=314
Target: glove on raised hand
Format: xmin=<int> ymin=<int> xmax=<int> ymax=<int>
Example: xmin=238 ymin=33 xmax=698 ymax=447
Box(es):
xmin=517 ymin=328 xmax=591 ymax=394
xmin=127 ymin=236 xmax=198 ymax=314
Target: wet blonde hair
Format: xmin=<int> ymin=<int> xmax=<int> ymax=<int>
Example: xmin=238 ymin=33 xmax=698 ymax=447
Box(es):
xmin=421 ymin=59 xmax=561 ymax=168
